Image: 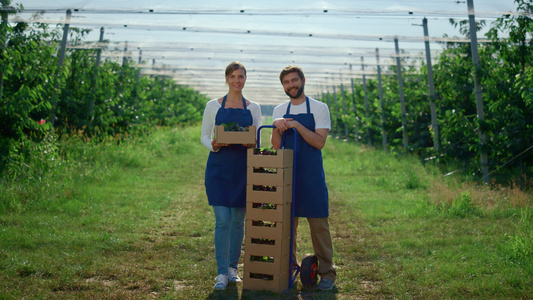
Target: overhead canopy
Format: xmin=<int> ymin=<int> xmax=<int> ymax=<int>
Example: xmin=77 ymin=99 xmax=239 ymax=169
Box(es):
xmin=11 ymin=0 xmax=518 ymax=105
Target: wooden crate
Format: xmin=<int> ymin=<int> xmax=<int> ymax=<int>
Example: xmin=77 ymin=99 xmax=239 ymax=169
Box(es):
xmin=246 ymin=202 xmax=291 ymax=223
xmin=245 ymin=219 xmax=291 ymax=243
xmin=214 ymin=125 xmax=256 ymax=144
xmin=247 ymin=166 xmax=293 ymax=186
xmin=243 ymin=255 xmax=290 ymax=293
xmin=247 ymin=148 xmax=293 ymax=168
xmin=244 ymin=221 xmax=291 ymax=257
xmin=246 ymin=184 xmax=292 ymax=205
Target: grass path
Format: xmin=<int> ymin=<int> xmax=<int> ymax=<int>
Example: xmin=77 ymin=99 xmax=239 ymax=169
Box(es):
xmin=1 ymin=125 xmax=531 ymax=299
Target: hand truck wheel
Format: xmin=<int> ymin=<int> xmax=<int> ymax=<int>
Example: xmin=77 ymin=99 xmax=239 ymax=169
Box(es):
xmin=300 ymin=254 xmax=318 ymax=288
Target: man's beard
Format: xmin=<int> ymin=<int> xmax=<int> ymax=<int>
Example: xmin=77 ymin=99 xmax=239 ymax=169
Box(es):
xmin=285 ymin=84 xmax=304 ymax=99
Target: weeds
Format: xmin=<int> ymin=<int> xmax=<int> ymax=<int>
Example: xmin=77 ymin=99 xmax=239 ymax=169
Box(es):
xmin=504 ymin=208 xmax=533 ymax=270
xmin=444 ymin=192 xmax=480 ymax=218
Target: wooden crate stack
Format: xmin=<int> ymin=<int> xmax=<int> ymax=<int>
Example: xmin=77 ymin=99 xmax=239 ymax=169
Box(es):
xmin=243 ymin=148 xmax=294 ymax=293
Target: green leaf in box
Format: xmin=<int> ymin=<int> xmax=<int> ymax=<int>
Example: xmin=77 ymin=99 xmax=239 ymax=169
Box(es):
xmin=247 ymin=148 xmax=293 ymax=168
xmin=215 ymin=125 xmax=256 ymax=144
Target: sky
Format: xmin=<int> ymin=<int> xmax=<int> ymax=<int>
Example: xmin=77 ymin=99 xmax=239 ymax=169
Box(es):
xmin=10 ymin=0 xmax=520 ymax=105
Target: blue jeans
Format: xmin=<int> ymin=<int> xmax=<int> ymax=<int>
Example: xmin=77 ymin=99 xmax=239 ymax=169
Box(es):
xmin=213 ymin=206 xmax=246 ymax=275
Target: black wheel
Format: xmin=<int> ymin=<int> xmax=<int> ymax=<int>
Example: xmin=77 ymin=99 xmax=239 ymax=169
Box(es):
xmin=300 ymin=254 xmax=318 ymax=288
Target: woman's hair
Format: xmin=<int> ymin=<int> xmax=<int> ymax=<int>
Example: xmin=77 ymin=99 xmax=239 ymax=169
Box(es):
xmin=279 ymin=65 xmax=305 ymax=82
xmin=225 ymin=61 xmax=247 ymax=77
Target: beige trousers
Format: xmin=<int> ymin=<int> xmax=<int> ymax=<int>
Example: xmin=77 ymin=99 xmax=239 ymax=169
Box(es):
xmin=292 ymin=217 xmax=337 ymax=281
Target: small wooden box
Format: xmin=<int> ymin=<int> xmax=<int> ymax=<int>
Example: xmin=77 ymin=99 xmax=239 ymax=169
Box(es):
xmin=246 ymin=184 xmax=292 ymax=205
xmin=247 ymin=148 xmax=293 ymax=168
xmin=214 ymin=125 xmax=256 ymax=144
xmin=244 ymin=225 xmax=291 ymax=257
xmin=243 ymin=256 xmax=290 ymax=293
xmin=245 ymin=219 xmax=291 ymax=243
xmin=247 ymin=166 xmax=293 ymax=187
xmin=246 ymin=201 xmax=291 ymax=223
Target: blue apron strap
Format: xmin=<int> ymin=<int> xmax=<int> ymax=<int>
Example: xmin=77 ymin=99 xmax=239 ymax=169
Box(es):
xmin=221 ymin=95 xmax=227 ymax=108
xmin=242 ymin=96 xmax=247 ymax=110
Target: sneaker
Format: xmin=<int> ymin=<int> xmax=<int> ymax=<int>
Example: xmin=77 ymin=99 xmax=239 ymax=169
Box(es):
xmin=228 ymin=267 xmax=242 ymax=283
xmin=214 ymin=274 xmax=228 ymax=290
xmin=317 ymin=278 xmax=335 ymax=290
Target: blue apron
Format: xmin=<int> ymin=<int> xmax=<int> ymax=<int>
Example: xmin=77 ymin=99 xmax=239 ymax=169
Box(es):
xmin=283 ymin=97 xmax=329 ymax=218
xmin=205 ymin=95 xmax=253 ymax=208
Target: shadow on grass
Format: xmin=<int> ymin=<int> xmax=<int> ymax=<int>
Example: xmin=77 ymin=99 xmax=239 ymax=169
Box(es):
xmin=299 ymin=286 xmax=339 ymax=300
xmin=206 ymin=284 xmax=239 ymax=300
xmin=206 ymin=283 xmax=339 ymax=300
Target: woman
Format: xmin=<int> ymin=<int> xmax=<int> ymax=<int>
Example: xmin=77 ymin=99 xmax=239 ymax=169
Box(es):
xmin=200 ymin=61 xmax=262 ymax=290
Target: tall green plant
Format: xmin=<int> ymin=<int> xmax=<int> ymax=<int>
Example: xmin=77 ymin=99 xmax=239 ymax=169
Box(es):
xmin=433 ymin=42 xmax=479 ymax=168
xmin=484 ymin=0 xmax=533 ymax=183
xmin=0 ymin=14 xmax=208 ymax=176
xmin=0 ymin=21 xmax=57 ymax=171
xmin=319 ymin=0 xmax=532 ymax=184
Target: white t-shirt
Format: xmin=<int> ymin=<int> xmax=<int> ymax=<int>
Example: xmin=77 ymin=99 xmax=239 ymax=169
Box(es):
xmin=272 ymin=97 xmax=331 ymax=130
xmin=201 ymin=99 xmax=262 ymax=151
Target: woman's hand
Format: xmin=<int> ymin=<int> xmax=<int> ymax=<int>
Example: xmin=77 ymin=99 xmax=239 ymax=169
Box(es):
xmin=211 ymin=139 xmax=229 ymax=151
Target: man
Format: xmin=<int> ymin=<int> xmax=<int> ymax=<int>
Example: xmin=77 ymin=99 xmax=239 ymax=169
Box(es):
xmin=271 ymin=65 xmax=336 ymax=290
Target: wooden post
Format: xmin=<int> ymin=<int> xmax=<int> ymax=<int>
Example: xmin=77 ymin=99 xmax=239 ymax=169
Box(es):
xmin=394 ymin=36 xmax=409 ymax=150
xmin=341 ymin=83 xmax=349 ymax=140
xmin=133 ymin=48 xmax=142 ymax=106
xmin=361 ymin=56 xmax=372 ymax=146
xmin=122 ymin=41 xmax=129 ymax=67
xmin=333 ymin=85 xmax=341 ymax=139
xmin=467 ymin=0 xmax=489 ymax=184
xmin=326 ymin=90 xmax=334 ymax=137
xmin=351 ymin=78 xmax=359 ymax=143
xmin=376 ymin=48 xmax=388 ymax=151
xmin=48 ymin=9 xmax=72 ymax=126
xmin=87 ymin=26 xmax=104 ymax=127
xmin=0 ymin=1 xmax=15 ymax=101
xmin=423 ymin=18 xmax=440 ymax=151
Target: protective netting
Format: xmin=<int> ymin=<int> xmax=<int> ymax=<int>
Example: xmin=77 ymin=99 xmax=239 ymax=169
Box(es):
xmin=10 ymin=0 xmax=519 ymax=104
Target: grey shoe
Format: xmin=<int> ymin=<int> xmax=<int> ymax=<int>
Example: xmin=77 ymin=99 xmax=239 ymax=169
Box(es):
xmin=214 ymin=274 xmax=228 ymax=290
xmin=317 ymin=278 xmax=335 ymax=290
xmin=228 ymin=267 xmax=242 ymax=283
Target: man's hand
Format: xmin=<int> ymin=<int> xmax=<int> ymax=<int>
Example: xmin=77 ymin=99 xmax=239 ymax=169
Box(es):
xmin=271 ymin=118 xmax=329 ymax=150
xmin=272 ymin=118 xmax=296 ymax=134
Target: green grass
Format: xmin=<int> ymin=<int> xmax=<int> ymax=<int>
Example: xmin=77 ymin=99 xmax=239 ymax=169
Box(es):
xmin=0 ymin=125 xmax=532 ymax=299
